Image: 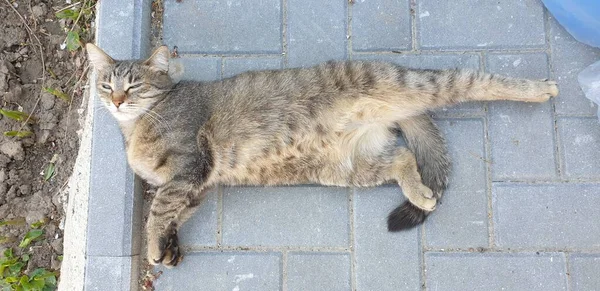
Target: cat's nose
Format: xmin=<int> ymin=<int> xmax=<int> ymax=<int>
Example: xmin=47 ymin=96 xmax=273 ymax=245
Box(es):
xmin=112 ymin=93 xmax=126 ymax=108
xmin=113 ymin=98 xmax=125 ymax=108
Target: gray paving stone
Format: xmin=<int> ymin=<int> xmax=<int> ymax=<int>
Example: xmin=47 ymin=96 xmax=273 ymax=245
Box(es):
xmin=287 ymin=0 xmax=347 ymax=67
xmin=417 ymin=0 xmax=546 ymax=49
xmin=351 ymin=0 xmax=411 ymax=52
xmin=424 ymin=119 xmax=488 ymax=249
xmin=353 ymin=53 xmax=484 ymax=115
xmin=178 ymin=189 xmax=218 ymax=247
xmin=486 ymin=53 xmax=557 ymax=180
xmin=486 ymin=53 xmax=549 ymax=78
xmin=223 ymin=57 xmax=283 ymax=78
xmin=84 ymin=256 xmax=137 ymax=291
xmin=570 ymin=254 xmax=600 ymax=291
xmin=163 ymin=0 xmax=282 ymax=54
xmin=354 ymin=187 xmax=420 ymax=291
xmin=154 ymin=252 xmax=282 ymax=291
xmin=286 ymin=253 xmax=351 ymax=291
xmin=550 ymin=17 xmax=600 ymax=116
xmin=222 ymin=186 xmax=349 ymax=247
xmin=425 ymin=252 xmax=567 ymax=291
xmin=179 ymin=57 xmax=221 ymax=81
xmin=96 ymin=0 xmax=151 ymax=59
xmin=493 ymin=183 xmax=600 ymax=249
xmin=488 ymin=102 xmax=556 ymax=180
xmin=557 ymin=118 xmax=600 ymax=178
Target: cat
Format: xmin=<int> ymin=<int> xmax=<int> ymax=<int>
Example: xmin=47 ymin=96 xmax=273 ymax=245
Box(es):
xmin=86 ymin=43 xmax=558 ymax=267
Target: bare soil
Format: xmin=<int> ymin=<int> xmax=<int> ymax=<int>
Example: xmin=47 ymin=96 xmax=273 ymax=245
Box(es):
xmin=0 ymin=0 xmax=90 ymax=279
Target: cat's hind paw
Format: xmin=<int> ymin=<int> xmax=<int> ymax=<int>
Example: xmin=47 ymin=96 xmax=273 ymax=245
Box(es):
xmin=524 ymin=79 xmax=559 ymax=103
xmin=538 ymin=79 xmax=559 ymax=99
xmin=406 ymin=183 xmax=437 ymax=212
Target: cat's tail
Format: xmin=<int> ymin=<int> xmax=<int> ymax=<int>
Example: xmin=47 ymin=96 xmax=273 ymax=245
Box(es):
xmin=388 ymin=114 xmax=451 ymax=231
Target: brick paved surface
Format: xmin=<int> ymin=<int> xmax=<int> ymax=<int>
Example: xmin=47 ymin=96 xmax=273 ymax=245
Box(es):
xmin=143 ymin=0 xmax=600 ymax=290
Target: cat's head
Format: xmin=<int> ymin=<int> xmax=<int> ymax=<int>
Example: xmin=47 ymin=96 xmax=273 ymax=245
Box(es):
xmin=86 ymin=44 xmax=174 ymax=121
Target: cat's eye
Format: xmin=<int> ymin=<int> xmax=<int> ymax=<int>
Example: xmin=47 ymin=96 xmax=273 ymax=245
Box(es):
xmin=101 ymin=84 xmax=112 ymax=90
xmin=127 ymin=83 xmax=143 ymax=90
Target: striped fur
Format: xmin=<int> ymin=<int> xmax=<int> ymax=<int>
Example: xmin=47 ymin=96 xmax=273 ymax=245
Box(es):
xmin=86 ymin=44 xmax=558 ymax=267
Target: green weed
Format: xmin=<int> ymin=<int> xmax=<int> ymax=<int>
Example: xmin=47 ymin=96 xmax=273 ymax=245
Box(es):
xmin=0 ymin=221 xmax=57 ymax=291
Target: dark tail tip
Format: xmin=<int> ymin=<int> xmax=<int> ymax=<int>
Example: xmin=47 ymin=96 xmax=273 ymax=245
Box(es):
xmin=387 ymin=201 xmax=428 ymax=232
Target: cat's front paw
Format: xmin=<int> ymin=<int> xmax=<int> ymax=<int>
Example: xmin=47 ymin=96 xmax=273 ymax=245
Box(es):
xmin=147 ymin=225 xmax=183 ymax=268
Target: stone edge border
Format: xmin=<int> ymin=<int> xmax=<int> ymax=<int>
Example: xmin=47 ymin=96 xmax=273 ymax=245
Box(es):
xmin=58 ymin=1 xmax=151 ymax=290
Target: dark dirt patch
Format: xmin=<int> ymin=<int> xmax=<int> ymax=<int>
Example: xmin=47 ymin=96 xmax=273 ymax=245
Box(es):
xmin=1 ymin=0 xmax=92 ymax=283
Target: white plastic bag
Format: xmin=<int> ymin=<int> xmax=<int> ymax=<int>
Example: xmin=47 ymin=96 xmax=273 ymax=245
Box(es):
xmin=578 ymin=60 xmax=600 ymax=121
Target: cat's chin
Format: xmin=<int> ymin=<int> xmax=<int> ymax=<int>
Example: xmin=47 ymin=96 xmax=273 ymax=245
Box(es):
xmin=110 ymin=110 xmax=141 ymax=122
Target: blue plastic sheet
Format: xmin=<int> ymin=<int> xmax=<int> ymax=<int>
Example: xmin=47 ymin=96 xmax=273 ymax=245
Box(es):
xmin=542 ymin=0 xmax=600 ymax=48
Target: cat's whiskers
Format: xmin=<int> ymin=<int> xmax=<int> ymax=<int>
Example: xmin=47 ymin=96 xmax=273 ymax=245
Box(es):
xmin=92 ymin=101 xmax=172 ymax=136
xmin=93 ymin=103 xmax=112 ymax=120
xmin=128 ymin=104 xmax=173 ymax=135
xmin=145 ymin=108 xmax=173 ymax=133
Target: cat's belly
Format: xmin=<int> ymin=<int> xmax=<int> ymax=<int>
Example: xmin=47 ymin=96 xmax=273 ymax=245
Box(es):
xmin=213 ymin=122 xmax=396 ymax=187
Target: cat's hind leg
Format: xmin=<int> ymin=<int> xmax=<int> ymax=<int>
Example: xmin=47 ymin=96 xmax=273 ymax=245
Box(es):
xmin=385 ymin=114 xmax=450 ymax=232
xmin=387 ymin=68 xmax=559 ymax=114
xmin=461 ymin=74 xmax=559 ymax=103
xmin=383 ymin=148 xmax=437 ymax=231
xmin=352 ymin=147 xmax=437 ymax=229
xmin=397 ymin=114 xmax=450 ymax=200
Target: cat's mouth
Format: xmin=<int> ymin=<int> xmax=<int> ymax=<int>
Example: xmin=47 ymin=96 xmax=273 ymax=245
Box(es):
xmin=106 ymin=103 xmax=141 ymax=121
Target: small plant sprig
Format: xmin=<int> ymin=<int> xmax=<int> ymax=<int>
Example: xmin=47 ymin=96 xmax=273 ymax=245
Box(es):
xmin=55 ymin=0 xmax=97 ymax=52
xmin=42 ymin=88 xmax=69 ymax=103
xmin=43 ymin=154 xmax=59 ymax=182
xmin=0 ymin=109 xmax=35 ymax=138
xmin=0 ymin=109 xmax=34 ymax=123
xmin=0 ymin=220 xmax=57 ymax=291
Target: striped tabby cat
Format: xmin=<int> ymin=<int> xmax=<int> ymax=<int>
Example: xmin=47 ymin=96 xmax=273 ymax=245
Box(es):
xmin=86 ymin=44 xmax=558 ymax=267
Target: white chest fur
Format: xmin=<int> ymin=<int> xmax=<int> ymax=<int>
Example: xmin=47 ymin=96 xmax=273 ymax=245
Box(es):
xmin=126 ymin=143 xmax=167 ymax=187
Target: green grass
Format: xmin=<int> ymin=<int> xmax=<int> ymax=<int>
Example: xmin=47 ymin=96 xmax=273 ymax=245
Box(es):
xmin=0 ymin=221 xmax=57 ymax=291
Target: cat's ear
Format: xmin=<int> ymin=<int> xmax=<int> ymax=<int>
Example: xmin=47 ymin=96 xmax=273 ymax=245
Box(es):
xmin=85 ymin=43 xmax=115 ymax=70
xmin=144 ymin=46 xmax=170 ymax=72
